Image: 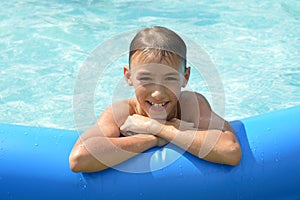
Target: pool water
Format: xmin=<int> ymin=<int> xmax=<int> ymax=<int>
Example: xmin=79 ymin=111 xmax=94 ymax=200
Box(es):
xmin=0 ymin=0 xmax=299 ymax=130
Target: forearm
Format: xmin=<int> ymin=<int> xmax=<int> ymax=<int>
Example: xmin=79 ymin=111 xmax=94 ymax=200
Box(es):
xmin=118 ymin=114 xmax=241 ymax=166
xmin=69 ymin=134 xmax=157 ymax=172
xmin=158 ymin=125 xmax=241 ymax=166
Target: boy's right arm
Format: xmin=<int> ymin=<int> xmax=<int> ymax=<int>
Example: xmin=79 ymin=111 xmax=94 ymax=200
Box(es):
xmin=69 ymin=101 xmax=159 ymax=173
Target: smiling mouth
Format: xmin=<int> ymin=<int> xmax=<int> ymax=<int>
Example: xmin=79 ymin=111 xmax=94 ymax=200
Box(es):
xmin=147 ymin=101 xmax=169 ymax=108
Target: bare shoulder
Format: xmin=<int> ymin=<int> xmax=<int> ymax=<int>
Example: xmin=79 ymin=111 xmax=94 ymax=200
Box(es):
xmin=179 ymin=91 xmax=212 ymax=126
xmin=180 ymin=91 xmax=210 ymax=107
xmin=98 ymin=99 xmax=136 ymax=127
xmin=179 ymin=91 xmax=212 ymax=112
xmin=179 ymin=91 xmax=234 ymax=131
xmin=96 ymin=99 xmax=135 ymax=137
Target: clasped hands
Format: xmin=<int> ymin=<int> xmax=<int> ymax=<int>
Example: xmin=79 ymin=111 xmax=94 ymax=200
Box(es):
xmin=120 ymin=114 xmax=195 ymax=146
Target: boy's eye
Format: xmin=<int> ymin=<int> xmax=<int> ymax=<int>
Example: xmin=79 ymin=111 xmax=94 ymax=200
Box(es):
xmin=138 ymin=77 xmax=152 ymax=81
xmin=165 ymin=77 xmax=179 ymax=81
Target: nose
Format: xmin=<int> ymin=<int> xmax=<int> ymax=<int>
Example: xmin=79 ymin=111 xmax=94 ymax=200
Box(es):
xmin=151 ymin=85 xmax=166 ymax=100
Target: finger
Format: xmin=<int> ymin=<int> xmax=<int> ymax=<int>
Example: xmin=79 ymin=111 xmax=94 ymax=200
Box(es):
xmin=126 ymin=131 xmax=134 ymax=136
xmin=184 ymin=122 xmax=195 ymax=128
xmin=120 ymin=116 xmax=135 ymax=131
xmin=120 ymin=124 xmax=126 ymax=132
xmin=170 ymin=118 xmax=181 ymax=123
xmin=120 ymin=131 xmax=130 ymax=136
xmin=180 ymin=120 xmax=195 ymax=128
xmin=120 ymin=123 xmax=130 ymax=132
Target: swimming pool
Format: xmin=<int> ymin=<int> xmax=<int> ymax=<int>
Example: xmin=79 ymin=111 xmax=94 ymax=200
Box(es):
xmin=1 ymin=0 xmax=299 ymax=130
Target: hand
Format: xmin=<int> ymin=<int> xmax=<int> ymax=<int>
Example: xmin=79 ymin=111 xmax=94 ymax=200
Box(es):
xmin=120 ymin=114 xmax=163 ymax=136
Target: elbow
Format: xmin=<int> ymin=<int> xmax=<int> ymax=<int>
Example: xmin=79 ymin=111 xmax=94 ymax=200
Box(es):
xmin=69 ymin=149 xmax=108 ymax=173
xmin=69 ymin=152 xmax=85 ymax=173
xmin=219 ymin=131 xmax=242 ymax=166
xmin=69 ymin=150 xmax=93 ymax=173
xmin=225 ymin=142 xmax=242 ymax=166
xmin=203 ymin=131 xmax=242 ymax=166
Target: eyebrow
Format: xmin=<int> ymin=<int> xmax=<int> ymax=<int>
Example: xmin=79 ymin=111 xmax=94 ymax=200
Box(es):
xmin=165 ymin=72 xmax=179 ymax=76
xmin=136 ymin=71 xmax=152 ymax=76
xmin=135 ymin=71 xmax=179 ymax=77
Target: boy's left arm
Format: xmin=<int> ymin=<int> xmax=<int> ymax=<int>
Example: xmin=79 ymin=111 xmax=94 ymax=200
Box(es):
xmin=165 ymin=111 xmax=242 ymax=166
xmin=120 ymin=114 xmax=241 ymax=166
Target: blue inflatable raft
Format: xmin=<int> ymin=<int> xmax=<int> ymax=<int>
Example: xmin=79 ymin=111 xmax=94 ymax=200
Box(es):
xmin=1 ymin=106 xmax=300 ymax=200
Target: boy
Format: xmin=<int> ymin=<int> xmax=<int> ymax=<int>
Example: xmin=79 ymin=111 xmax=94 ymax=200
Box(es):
xmin=69 ymin=26 xmax=241 ymax=172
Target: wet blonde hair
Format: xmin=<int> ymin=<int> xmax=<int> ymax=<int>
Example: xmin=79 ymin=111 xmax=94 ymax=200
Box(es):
xmin=129 ymin=26 xmax=187 ymax=71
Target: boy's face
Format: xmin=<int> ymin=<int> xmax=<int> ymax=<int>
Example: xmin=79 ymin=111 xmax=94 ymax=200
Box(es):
xmin=125 ymin=54 xmax=190 ymax=120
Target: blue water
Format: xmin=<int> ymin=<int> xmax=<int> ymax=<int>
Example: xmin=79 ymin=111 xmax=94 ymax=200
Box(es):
xmin=0 ymin=0 xmax=299 ymax=129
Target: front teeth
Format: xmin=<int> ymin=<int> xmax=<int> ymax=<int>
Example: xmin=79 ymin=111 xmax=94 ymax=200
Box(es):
xmin=149 ymin=101 xmax=166 ymax=107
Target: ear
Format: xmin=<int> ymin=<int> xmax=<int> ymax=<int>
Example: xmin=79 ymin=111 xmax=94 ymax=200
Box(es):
xmin=124 ymin=66 xmax=133 ymax=86
xmin=182 ymin=66 xmax=190 ymax=88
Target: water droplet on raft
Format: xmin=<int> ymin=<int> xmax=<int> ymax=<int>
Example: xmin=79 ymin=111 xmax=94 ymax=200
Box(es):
xmin=275 ymin=152 xmax=280 ymax=162
xmin=260 ymin=152 xmax=264 ymax=162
